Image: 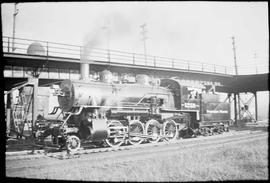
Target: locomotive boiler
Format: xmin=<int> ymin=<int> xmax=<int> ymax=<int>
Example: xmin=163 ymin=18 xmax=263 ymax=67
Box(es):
xmin=58 ymin=74 xmax=175 ymax=112
xmin=37 ymin=70 xmax=231 ymax=151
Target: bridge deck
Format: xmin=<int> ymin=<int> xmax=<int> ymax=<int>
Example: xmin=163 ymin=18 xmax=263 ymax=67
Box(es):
xmin=217 ymin=74 xmax=269 ymax=93
xmin=3 ymin=36 xmax=233 ymax=75
xmin=3 ymin=36 xmax=268 ymax=93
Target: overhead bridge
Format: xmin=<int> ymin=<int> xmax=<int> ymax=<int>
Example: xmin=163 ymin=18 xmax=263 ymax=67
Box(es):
xmin=2 ymin=36 xmax=268 ymax=94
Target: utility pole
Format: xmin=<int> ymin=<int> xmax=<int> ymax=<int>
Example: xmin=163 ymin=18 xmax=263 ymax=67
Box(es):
xmin=254 ymin=53 xmax=258 ymax=74
xmin=102 ymin=20 xmax=111 ymax=62
xmin=140 ymin=23 xmax=148 ymax=65
xmin=232 ymin=36 xmax=241 ymax=127
xmin=12 ymin=3 xmax=19 ymax=52
xmin=232 ymin=36 xmax=238 ymax=75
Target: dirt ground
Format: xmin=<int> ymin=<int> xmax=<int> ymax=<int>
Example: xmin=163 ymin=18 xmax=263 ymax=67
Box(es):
xmin=6 ymin=124 xmax=268 ymax=181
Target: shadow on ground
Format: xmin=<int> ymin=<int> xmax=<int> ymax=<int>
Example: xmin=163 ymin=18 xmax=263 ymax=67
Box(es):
xmin=229 ymin=121 xmax=268 ymax=133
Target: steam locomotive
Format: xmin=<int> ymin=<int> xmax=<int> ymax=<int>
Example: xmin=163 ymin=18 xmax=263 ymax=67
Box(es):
xmin=35 ymin=70 xmax=231 ymax=151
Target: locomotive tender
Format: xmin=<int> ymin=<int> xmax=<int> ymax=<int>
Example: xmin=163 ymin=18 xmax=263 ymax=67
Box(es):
xmin=36 ymin=70 xmax=230 ymax=151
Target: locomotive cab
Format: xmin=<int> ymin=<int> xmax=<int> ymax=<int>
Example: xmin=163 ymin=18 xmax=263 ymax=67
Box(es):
xmin=160 ymin=78 xmax=203 ymax=126
xmin=160 ymin=77 xmax=230 ymax=135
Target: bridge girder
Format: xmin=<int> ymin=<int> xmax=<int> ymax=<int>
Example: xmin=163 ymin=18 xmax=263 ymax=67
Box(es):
xmin=3 ymin=53 xmax=268 ymax=93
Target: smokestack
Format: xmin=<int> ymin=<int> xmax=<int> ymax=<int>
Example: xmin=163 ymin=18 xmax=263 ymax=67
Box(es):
xmin=80 ymin=18 xmax=111 ymax=80
xmin=80 ymin=63 xmax=89 ymax=80
xmin=80 ymin=45 xmax=90 ymax=80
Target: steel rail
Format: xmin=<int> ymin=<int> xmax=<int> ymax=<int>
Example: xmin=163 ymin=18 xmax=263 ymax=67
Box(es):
xmin=5 ymin=130 xmax=267 ymax=160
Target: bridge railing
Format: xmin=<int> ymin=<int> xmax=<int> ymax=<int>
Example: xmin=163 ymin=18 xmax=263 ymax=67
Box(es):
xmin=237 ymin=64 xmax=269 ymax=75
xmin=2 ymin=36 xmax=243 ymax=75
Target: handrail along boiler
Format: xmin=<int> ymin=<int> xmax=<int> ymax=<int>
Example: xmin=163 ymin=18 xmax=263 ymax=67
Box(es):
xmin=38 ymin=70 xmax=230 ymax=151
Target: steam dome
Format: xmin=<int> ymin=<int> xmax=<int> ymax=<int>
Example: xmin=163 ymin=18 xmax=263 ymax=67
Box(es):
xmin=136 ymin=74 xmax=150 ymax=85
xmin=100 ymin=70 xmax=113 ymax=83
xmin=27 ymin=42 xmax=46 ymax=56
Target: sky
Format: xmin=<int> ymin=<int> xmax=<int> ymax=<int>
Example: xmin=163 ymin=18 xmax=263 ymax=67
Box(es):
xmin=1 ymin=1 xmax=269 ymax=74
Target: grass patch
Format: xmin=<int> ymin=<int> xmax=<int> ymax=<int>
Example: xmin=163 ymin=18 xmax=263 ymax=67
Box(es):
xmin=9 ymin=136 xmax=267 ymax=181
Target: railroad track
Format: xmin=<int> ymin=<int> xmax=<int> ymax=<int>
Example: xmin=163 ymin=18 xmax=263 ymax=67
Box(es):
xmin=6 ymin=129 xmax=267 ymax=161
xmin=6 ymin=128 xmax=268 ymax=179
xmin=6 ymin=130 xmax=267 ymax=176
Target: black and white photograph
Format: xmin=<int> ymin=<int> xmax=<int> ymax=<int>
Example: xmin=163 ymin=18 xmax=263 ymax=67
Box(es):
xmin=3 ymin=1 xmax=268 ymax=181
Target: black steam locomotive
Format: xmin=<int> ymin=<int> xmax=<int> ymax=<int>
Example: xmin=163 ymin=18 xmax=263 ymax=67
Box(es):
xmin=35 ymin=70 xmax=230 ymax=151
